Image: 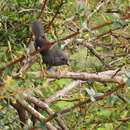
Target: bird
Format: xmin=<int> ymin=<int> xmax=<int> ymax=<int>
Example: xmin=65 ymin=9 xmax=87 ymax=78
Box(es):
xmin=32 ymin=19 xmax=68 ymax=69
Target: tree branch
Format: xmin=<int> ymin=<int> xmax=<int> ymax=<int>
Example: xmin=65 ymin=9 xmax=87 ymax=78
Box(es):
xmin=47 ymin=1 xmax=64 ymax=29
xmin=29 ymin=70 xmax=121 ymax=83
xmin=18 ymin=99 xmax=57 ymax=130
xmin=25 ymin=95 xmax=69 ymax=130
xmin=45 ymin=83 xmax=125 ymax=123
xmin=44 ymin=80 xmax=83 ymax=104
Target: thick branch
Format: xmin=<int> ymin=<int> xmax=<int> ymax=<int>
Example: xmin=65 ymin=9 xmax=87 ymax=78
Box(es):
xmin=18 ymin=99 xmax=57 ymax=130
xmin=25 ymin=95 xmax=68 ymax=130
xmin=11 ymin=100 xmax=28 ymax=127
xmin=29 ymin=70 xmax=121 ymax=83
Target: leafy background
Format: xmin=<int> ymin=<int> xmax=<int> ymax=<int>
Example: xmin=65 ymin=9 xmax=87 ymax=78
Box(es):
xmin=0 ymin=0 xmax=130 ymax=129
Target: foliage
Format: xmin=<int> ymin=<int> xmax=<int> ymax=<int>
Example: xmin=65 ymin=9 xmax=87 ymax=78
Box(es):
xmin=0 ymin=0 xmax=130 ymax=129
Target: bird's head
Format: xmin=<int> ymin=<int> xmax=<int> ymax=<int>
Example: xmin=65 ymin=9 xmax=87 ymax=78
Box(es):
xmin=60 ymin=55 xmax=69 ymax=65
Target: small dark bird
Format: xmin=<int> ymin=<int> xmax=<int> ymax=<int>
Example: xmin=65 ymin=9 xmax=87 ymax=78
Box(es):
xmin=32 ymin=20 xmax=68 ymax=68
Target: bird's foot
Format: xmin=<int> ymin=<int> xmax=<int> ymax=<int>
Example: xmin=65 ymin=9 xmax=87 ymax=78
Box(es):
xmin=56 ymin=66 xmax=69 ymax=73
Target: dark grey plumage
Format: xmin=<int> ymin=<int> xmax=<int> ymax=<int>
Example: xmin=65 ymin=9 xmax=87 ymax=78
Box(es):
xmin=32 ymin=20 xmax=43 ymax=38
xmin=32 ymin=20 xmax=68 ymax=68
xmin=42 ymin=48 xmax=68 ymax=66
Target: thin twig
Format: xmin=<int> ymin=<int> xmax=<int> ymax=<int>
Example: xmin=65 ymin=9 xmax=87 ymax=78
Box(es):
xmin=38 ymin=0 xmax=48 ymax=18
xmin=47 ymin=2 xmax=64 ymax=29
xmin=83 ymin=43 xmax=112 ymax=69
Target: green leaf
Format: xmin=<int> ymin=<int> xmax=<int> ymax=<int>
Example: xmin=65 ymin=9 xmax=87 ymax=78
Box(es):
xmin=112 ymin=21 xmax=125 ymax=29
xmin=125 ymin=79 xmax=130 ymax=87
xmin=125 ymin=72 xmax=130 ymax=79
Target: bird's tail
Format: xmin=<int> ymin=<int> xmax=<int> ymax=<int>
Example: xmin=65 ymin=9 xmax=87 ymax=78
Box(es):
xmin=32 ymin=19 xmax=43 ymax=38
